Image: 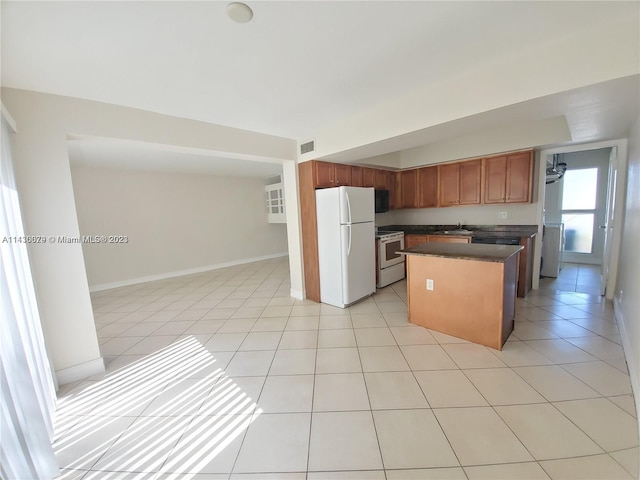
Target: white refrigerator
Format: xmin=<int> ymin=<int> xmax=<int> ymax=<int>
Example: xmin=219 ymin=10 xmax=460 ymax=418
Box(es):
xmin=316 ymin=186 xmax=376 ymax=308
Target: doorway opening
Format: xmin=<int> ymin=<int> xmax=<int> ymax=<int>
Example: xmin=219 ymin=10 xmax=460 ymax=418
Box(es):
xmin=543 ymin=147 xmax=614 ymax=294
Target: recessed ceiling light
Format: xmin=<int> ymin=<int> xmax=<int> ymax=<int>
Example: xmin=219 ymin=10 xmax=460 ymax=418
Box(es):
xmin=226 ymin=2 xmax=253 ymax=23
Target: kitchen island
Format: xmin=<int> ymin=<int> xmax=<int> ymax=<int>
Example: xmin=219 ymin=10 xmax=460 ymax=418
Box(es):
xmin=400 ymin=243 xmax=523 ymax=350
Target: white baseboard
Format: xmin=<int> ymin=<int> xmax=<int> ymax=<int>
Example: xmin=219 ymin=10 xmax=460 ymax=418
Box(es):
xmin=55 ymin=357 xmax=105 ymax=387
xmin=89 ymin=253 xmax=289 ymax=292
xmin=290 ymin=288 xmax=304 ymax=300
xmin=613 ymin=297 xmax=640 ymax=428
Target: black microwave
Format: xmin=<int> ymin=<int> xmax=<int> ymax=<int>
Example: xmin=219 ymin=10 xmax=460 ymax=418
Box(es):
xmin=375 ymin=189 xmax=389 ymax=213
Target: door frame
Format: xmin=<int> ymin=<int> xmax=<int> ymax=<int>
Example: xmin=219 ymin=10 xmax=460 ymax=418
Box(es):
xmin=534 ymin=139 xmax=628 ymax=299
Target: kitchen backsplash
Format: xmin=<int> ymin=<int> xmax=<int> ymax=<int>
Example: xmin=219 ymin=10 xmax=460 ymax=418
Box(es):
xmin=378 ymin=203 xmax=539 ymax=227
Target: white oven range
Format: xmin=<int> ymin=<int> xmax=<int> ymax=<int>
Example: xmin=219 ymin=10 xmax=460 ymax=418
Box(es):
xmin=375 ymin=230 xmax=405 ymax=288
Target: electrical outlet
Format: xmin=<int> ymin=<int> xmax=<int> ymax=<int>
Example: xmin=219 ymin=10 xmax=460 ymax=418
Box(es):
xmin=426 ymin=279 xmax=434 ymax=291
xmin=499 ymin=211 xmax=508 ymax=220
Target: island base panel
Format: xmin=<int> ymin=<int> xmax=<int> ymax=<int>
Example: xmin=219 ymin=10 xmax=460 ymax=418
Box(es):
xmin=406 ymin=255 xmax=516 ymax=350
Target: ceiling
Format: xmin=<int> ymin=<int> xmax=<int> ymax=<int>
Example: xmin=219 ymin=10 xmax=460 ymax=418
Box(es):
xmin=2 ymin=1 xmax=639 ymax=175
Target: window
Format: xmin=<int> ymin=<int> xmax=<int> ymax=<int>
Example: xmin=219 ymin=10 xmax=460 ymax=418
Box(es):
xmin=561 ymin=168 xmax=597 ymax=254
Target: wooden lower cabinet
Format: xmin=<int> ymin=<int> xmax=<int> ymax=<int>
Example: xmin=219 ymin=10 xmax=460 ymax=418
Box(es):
xmin=404 ymin=234 xmax=428 ymax=248
xmin=426 ymin=235 xmax=470 ymax=244
xmin=518 ymin=235 xmax=535 ymax=298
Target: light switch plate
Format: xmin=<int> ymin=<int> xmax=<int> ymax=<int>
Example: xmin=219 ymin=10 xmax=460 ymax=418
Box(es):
xmin=426 ymin=279 xmax=434 ymax=290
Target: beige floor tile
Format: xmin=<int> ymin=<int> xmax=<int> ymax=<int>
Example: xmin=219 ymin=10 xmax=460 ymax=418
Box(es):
xmin=610 ymin=447 xmax=640 ymax=479
xmin=319 ymin=304 xmax=350 ymax=316
xmin=389 ymin=326 xmax=437 ymax=345
xmin=231 ymin=306 xmax=265 ymax=319
xmin=231 ymin=473 xmax=305 ymax=480
xmin=85 ymin=471 xmax=157 ymax=479
xmin=291 ymin=304 xmax=322 ymax=317
xmin=260 ymin=305 xmax=293 ymax=318
xmin=313 ymin=373 xmax=370 ymax=411
xmin=351 ymin=313 xmax=387 ymax=329
xmin=385 ymin=467 xmax=466 ymax=479
xmin=608 ymin=394 xmax=638 ymax=417
xmin=278 ymin=330 xmax=318 ymax=349
xmin=315 ymin=347 xmax=362 ymax=374
xmin=376 ymin=301 xmax=407 ymax=313
xmin=495 ymin=403 xmax=603 ymax=460
xmin=365 ymin=372 xmax=429 ymax=409
xmin=415 ymin=370 xmax=487 ymax=408
xmin=257 ymin=375 xmax=314 ymax=413
xmin=238 ymin=331 xmax=282 ymax=351
xmin=524 ymin=338 xmax=598 ymax=363
xmin=269 ymin=349 xmax=316 ymax=375
xmin=359 ymin=346 xmax=410 ymax=372
xmin=318 ymin=329 xmax=357 ymax=348
xmin=512 ymin=322 xmax=558 ymax=340
xmin=100 ymin=336 xmax=144 ymax=356
xmin=92 ymin=416 xmax=191 ymax=473
xmin=217 ymin=318 xmax=256 ymax=334
xmin=535 ymin=320 xmax=597 ymax=338
xmin=382 ymin=311 xmax=410 ymax=327
xmin=434 ymin=407 xmax=533 ymax=466
xmin=142 ymin=377 xmax=212 ymax=416
xmin=308 ymin=411 xmax=383 ymax=471
xmin=250 ymin=317 xmax=288 ymax=332
xmin=553 ymin=398 xmax=639 ymax=452
xmin=518 ymin=308 xmax=562 ymax=322
xmin=565 ymin=336 xmax=625 ymax=360
xmin=123 ymin=335 xmax=180 ymax=355
xmin=161 ymin=414 xmax=251 ymax=474
xmin=308 ymin=470 xmax=385 ymax=480
xmin=319 ymin=315 xmax=354 ymax=329
xmin=202 ymin=308 xmax=238 ymax=320
xmin=354 ymin=327 xmax=397 ymax=346
xmin=233 ymin=413 xmax=310 ymax=473
xmin=489 ymin=340 xmax=554 ymax=367
xmin=198 ymin=376 xmax=263 ymax=416
xmin=152 ymin=320 xmax=197 ymax=336
xmin=204 ymin=333 xmax=247 ymax=352
xmin=53 ymin=416 xmax=137 ymax=469
xmin=430 ymin=330 xmax=470 ymax=344
xmin=285 ymin=316 xmax=320 ymax=331
xmin=225 ymin=351 xmax=275 ymax=377
xmin=562 ymin=361 xmax=633 ymax=396
xmin=442 ymin=344 xmax=507 ymax=369
xmin=540 ymin=454 xmax=633 ymax=480
xmin=349 ymin=301 xmax=382 ymax=315
xmin=464 ymin=462 xmax=550 ymax=479
xmin=373 ymin=409 xmax=459 ymax=469
xmin=185 ymin=320 xmax=227 ymax=335
xmin=465 ymin=368 xmax=546 ymax=405
xmin=400 ymin=345 xmax=458 ymax=370
xmin=513 ymin=365 xmax=600 ymax=401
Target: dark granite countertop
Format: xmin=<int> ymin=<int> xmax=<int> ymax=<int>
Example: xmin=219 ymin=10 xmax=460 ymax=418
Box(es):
xmin=380 ymin=224 xmax=538 ymax=238
xmin=399 ymin=243 xmax=524 ymax=262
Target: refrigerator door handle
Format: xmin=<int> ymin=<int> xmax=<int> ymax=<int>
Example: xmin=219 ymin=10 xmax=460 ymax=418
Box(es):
xmin=345 ymin=190 xmax=352 ymax=224
xmin=346 ymin=224 xmax=352 ymax=256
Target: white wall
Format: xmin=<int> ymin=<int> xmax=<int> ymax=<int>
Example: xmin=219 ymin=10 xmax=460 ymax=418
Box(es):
xmin=1 ymin=88 xmax=298 ymax=383
xmin=615 ymin=114 xmax=640 ymax=426
xmin=71 ymin=166 xmax=288 ymax=289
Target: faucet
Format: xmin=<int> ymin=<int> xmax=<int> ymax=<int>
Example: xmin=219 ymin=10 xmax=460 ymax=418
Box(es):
xmin=457 ymin=222 xmax=463 ymax=230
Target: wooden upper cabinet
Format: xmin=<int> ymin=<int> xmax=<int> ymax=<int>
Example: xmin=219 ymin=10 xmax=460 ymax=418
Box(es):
xmin=388 ymin=171 xmax=397 ymax=209
xmin=313 ymin=161 xmax=351 ymax=188
xmin=314 ymin=161 xmax=335 ymax=188
xmin=375 ymin=169 xmax=389 ymax=190
xmin=505 ymin=151 xmax=533 ymax=203
xmin=399 ymin=169 xmax=418 ymax=208
xmin=438 ymin=160 xmax=481 ymax=206
xmin=417 ymin=166 xmax=438 ymax=208
xmin=351 ymin=166 xmax=363 ymax=187
xmin=484 ymin=151 xmax=533 ymax=204
xmin=459 ymin=160 xmax=482 ymax=205
xmin=334 ymin=163 xmax=352 ymax=186
xmin=362 ymin=168 xmax=376 ymax=188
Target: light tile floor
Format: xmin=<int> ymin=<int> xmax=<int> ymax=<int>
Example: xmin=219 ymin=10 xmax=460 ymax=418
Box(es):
xmin=54 ymin=257 xmax=638 ymax=479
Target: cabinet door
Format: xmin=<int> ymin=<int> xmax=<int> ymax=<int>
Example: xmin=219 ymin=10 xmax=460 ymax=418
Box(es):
xmin=314 ymin=161 xmax=335 ymax=188
xmin=484 ymin=156 xmax=507 ymax=203
xmin=505 ymin=152 xmax=532 ymax=203
xmin=388 ymin=172 xmax=397 ymax=209
xmin=362 ymin=168 xmax=376 ymax=188
xmin=334 ymin=163 xmax=352 ymax=186
xmin=351 ymin=166 xmax=363 ymax=187
xmin=459 ymin=160 xmax=482 ymax=205
xmin=417 ymin=166 xmax=438 ymax=208
xmin=399 ymin=170 xmax=418 ymax=208
xmin=405 ymin=234 xmax=428 ymax=248
xmin=426 ymin=235 xmax=470 ymax=244
xmin=438 ymin=164 xmax=460 ymax=206
xmin=375 ymin=169 xmax=389 ymax=190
